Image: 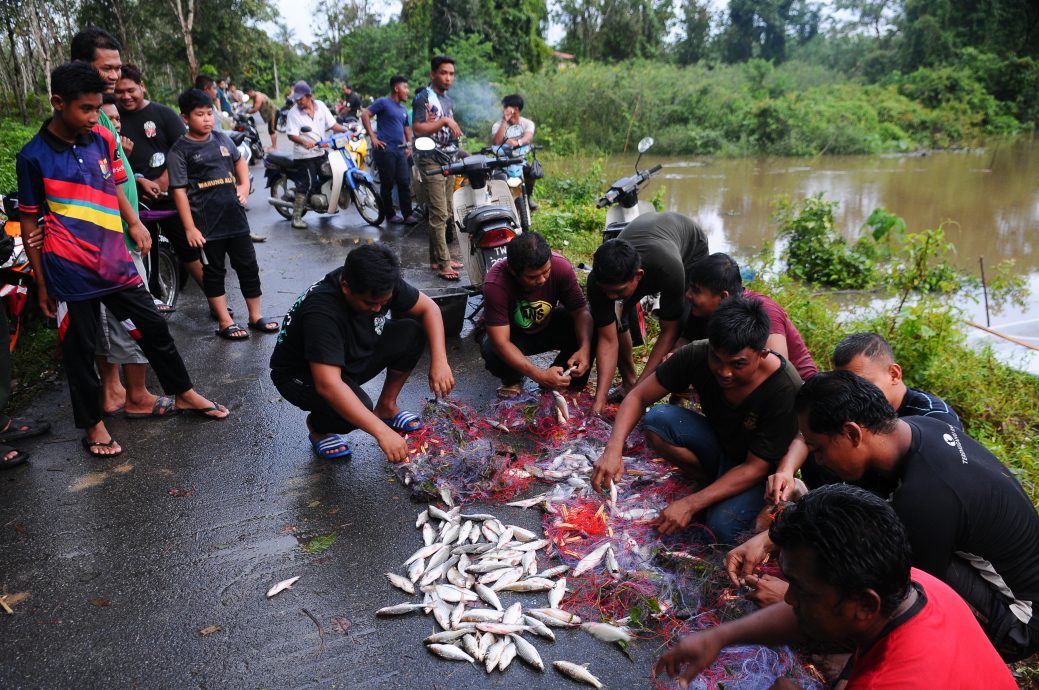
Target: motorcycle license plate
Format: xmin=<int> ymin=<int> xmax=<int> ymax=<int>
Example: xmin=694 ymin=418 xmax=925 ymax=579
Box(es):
xmin=485 ymin=245 xmax=508 ymax=267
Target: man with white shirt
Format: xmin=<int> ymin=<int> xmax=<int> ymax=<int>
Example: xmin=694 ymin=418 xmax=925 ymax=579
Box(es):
xmin=284 ymin=80 xmax=347 ymax=229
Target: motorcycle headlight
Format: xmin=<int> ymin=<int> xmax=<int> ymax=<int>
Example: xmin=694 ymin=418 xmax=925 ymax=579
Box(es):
xmin=320 ymin=161 xmax=332 ymax=177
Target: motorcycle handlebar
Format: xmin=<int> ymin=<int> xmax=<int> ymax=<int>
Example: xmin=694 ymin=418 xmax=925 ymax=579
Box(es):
xmin=441 ymin=156 xmax=524 ymax=176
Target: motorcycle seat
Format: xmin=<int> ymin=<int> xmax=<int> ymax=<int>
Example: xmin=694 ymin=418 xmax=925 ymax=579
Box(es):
xmin=463 ymin=206 xmax=516 ymax=232
xmin=227 ymin=130 xmax=246 ymax=146
xmin=266 ymin=152 xmax=300 ymax=170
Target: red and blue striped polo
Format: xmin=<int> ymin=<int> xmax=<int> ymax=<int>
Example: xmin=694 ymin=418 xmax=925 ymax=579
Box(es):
xmin=16 ymin=121 xmax=142 ymax=301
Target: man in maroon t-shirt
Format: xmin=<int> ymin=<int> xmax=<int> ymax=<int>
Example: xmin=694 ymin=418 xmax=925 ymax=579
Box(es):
xmin=680 ymin=253 xmax=817 ymax=381
xmin=655 ymin=484 xmax=1015 ymax=690
xmin=477 ymin=232 xmax=594 ymax=398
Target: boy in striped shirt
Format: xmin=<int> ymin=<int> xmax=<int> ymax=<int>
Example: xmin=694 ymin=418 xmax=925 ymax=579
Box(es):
xmin=17 ymin=62 xmax=228 ymax=458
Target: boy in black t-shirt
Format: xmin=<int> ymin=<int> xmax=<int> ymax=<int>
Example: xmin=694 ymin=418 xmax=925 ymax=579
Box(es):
xmin=270 ymin=244 xmax=455 ymax=461
xmin=168 ymin=89 xmax=278 ymax=340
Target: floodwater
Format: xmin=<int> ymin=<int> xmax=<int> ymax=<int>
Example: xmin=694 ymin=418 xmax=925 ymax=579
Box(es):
xmin=558 ymin=136 xmax=1039 ymax=373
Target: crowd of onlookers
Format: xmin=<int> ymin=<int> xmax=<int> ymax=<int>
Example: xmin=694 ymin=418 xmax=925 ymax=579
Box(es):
xmin=3 ymin=22 xmax=1036 ymax=690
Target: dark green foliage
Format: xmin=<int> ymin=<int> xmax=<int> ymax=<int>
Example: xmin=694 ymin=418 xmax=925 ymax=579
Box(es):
xmin=0 ymin=119 xmax=38 ymax=193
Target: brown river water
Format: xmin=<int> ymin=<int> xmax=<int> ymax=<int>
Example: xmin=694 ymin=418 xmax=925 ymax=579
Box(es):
xmin=557 ymin=136 xmax=1039 ymax=373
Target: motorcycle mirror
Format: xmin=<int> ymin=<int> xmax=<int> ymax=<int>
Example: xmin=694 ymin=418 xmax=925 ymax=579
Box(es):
xmin=414 ymin=137 xmax=436 ymax=152
xmin=507 ymin=177 xmax=522 ymax=188
xmin=505 ymin=123 xmax=524 ymax=140
xmin=637 ymin=137 xmax=654 ymax=153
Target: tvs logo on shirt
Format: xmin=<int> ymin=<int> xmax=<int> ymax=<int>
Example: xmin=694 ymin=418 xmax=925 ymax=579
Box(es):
xmin=98 ymin=158 xmax=110 ymax=178
xmin=144 ymin=121 xmax=157 ymax=138
xmin=513 ymin=300 xmax=552 ymax=329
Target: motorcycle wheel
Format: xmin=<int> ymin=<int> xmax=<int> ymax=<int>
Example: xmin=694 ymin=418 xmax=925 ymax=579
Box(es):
xmin=251 ymin=142 xmax=265 ymax=163
xmin=151 ymin=239 xmax=181 ymax=309
xmin=270 ymin=175 xmax=303 ymax=221
xmin=516 ymin=195 xmax=530 ymax=233
xmin=352 ymin=179 xmax=385 ymax=226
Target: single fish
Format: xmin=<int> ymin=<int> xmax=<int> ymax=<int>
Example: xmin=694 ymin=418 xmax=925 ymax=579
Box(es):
xmin=385 ymin=572 xmax=415 ymax=595
xmin=452 ymin=543 xmax=493 ymax=555
xmin=498 ymin=578 xmax=554 ymax=593
xmin=467 ymin=561 xmax=514 ymax=574
xmin=450 ymin=601 xmax=466 ymax=629
xmin=605 ymin=546 xmax=621 ymax=577
xmin=523 ymin=614 xmax=556 ymax=641
xmin=505 ymin=494 xmax=547 ymax=509
xmin=521 ymin=550 xmax=536 ymax=575
xmin=537 ymin=565 xmax=569 ymax=578
xmin=477 ymin=567 xmax=512 ymax=586
xmin=501 ymin=602 xmax=523 ymax=625
xmin=460 ymin=513 xmax=497 ymax=521
xmin=457 ymin=520 xmax=474 ymax=544
xmin=478 ymin=631 xmax=495 ymax=658
xmin=498 ymin=641 xmax=517 ymax=671
xmin=486 ymin=419 xmax=511 ymax=433
xmin=581 ymin=621 xmax=633 ymax=643
xmin=427 ymin=643 xmax=474 ymax=663
xmin=515 ymin=538 xmax=550 ymax=552
xmin=460 ymin=608 xmax=506 ymax=623
xmin=484 ymin=638 xmax=506 ymax=673
xmin=509 ymin=633 xmax=545 ymax=671
xmin=375 ymin=603 xmax=424 ymax=616
xmin=509 ymin=525 xmax=538 ymax=542
xmin=462 ymin=633 xmax=483 ymax=662
xmin=468 ymin=526 xmax=482 ymax=544
xmin=474 ymin=583 xmax=503 ymax=611
xmin=419 ymin=562 xmax=448 ymax=587
xmin=265 ymin=575 xmax=301 ymax=599
xmin=426 ymin=546 xmax=454 ymax=572
xmin=422 ymin=523 xmax=436 ymax=547
xmin=430 ymin=596 xmax=453 ymax=630
xmin=416 ymin=509 xmax=429 ymax=528
xmin=407 ymin=557 xmax=425 ymax=583
xmin=527 ymin=608 xmax=581 ymax=627
xmin=427 ymin=504 xmax=452 ymax=522
xmin=447 ymin=566 xmax=467 ymax=589
xmin=439 ymin=523 xmax=460 ymax=546
xmin=404 ymin=543 xmax=442 ymax=566
xmin=552 ymin=390 xmax=569 ymax=421
xmin=476 ymin=622 xmax=531 ymax=636
xmin=553 ymin=661 xmax=603 ymax=688
xmin=439 ymin=486 xmax=455 ymax=507
xmin=549 ymin=578 xmax=567 ymax=609
xmin=425 ymin=628 xmax=476 ymax=643
xmin=573 ymin=542 xmax=611 ymax=576
xmin=495 ymin=527 xmax=515 ymax=550
xmin=490 ymin=568 xmax=523 ymax=592
xmin=481 ymin=524 xmax=499 ymax=542
xmin=425 ymin=584 xmax=477 ymax=603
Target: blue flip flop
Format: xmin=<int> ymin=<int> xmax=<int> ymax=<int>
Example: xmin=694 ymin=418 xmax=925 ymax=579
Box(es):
xmin=381 ymin=410 xmax=424 ymax=433
xmin=311 ymin=433 xmax=352 ymax=460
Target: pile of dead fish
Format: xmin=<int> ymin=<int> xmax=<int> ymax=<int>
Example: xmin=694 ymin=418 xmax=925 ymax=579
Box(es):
xmin=375 ymin=502 xmax=630 ymax=687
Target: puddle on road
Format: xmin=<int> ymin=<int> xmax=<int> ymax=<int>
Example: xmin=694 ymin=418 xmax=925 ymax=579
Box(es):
xmin=69 ymin=462 xmax=134 ymax=492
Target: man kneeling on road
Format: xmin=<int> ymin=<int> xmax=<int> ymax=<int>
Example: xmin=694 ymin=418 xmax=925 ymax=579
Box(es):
xmin=270 ymin=243 xmax=455 ymax=461
xmin=591 ymin=297 xmax=802 ymax=544
xmin=476 ymin=232 xmax=593 ymax=398
xmin=656 ymin=484 xmax=1016 ymax=689
xmin=727 ymin=370 xmax=1039 ymax=662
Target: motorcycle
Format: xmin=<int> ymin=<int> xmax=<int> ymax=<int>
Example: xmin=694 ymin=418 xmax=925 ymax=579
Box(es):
xmin=489 ymin=124 xmax=538 ymax=232
xmin=226 ymin=129 xmax=256 ymax=195
xmin=232 ymin=113 xmax=265 ymax=163
xmin=596 ymin=136 xmax=662 ymax=345
xmin=275 ymin=98 xmax=293 ymax=133
xmin=265 ymin=127 xmax=385 ymax=227
xmin=137 ymin=203 xmax=186 ymax=311
xmin=414 ymin=135 xmax=524 ymax=289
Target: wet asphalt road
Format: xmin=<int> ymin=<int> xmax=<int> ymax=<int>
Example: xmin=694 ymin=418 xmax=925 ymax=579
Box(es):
xmin=0 ymin=183 xmax=657 ymax=689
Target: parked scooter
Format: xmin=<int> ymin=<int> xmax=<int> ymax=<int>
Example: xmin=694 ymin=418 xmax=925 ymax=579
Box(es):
xmin=489 ymin=123 xmax=537 ymax=232
xmin=596 ymin=136 xmax=662 ymax=345
xmin=415 ymin=136 xmax=524 ymax=289
xmin=232 ymin=113 xmax=265 ymax=163
xmin=265 ymin=127 xmax=385 ymax=227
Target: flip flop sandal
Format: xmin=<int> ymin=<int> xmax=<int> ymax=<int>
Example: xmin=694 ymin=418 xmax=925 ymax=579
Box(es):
xmin=216 ymin=323 xmax=250 ymax=340
xmin=0 ymin=417 xmax=51 ymax=443
xmin=103 ymin=405 xmax=126 ymax=418
xmin=496 ymin=383 xmax=524 ymax=399
xmin=311 ymin=433 xmax=352 ymax=460
xmin=125 ymin=395 xmax=181 ymax=419
xmin=248 ymin=317 xmax=280 ymax=334
xmin=155 ymin=303 xmax=177 ymax=314
xmin=81 ymin=437 xmax=123 ymax=458
xmin=177 ymin=403 xmax=229 ymax=420
xmin=0 ymin=445 xmax=29 ymax=469
xmin=381 ymin=410 xmax=424 ymax=433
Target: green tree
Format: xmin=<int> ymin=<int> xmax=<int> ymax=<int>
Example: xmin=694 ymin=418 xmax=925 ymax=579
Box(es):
xmin=674 ymin=0 xmax=713 ymax=65
xmin=428 ymin=0 xmax=548 ymax=75
xmin=556 ymin=0 xmax=672 ymax=62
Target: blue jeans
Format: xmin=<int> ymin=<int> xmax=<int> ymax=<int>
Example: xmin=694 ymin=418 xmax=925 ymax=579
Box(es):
xmin=643 ymin=404 xmax=765 ymax=544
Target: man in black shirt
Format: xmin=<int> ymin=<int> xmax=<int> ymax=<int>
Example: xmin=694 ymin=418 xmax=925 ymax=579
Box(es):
xmin=591 ymin=297 xmax=802 ymax=544
xmin=729 ymin=370 xmax=1039 ymax=661
xmin=115 ymin=63 xmax=202 ymax=290
xmin=270 ymin=244 xmax=455 ymax=461
xmin=587 ymin=211 xmax=708 ymax=415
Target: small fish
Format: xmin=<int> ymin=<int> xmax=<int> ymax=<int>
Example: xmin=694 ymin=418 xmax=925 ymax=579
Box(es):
xmin=490 ymin=568 xmax=523 ymax=592
xmin=573 ymin=542 xmax=611 ymax=576
xmin=523 ymin=614 xmax=556 ymax=640
xmin=467 ymin=561 xmax=514 ymax=574
xmin=477 ymin=567 xmax=511 ymax=586
xmin=609 ymin=482 xmax=618 ymax=511
xmin=450 ymin=601 xmax=466 ymax=629
xmin=619 ymin=508 xmax=658 ymax=521
xmin=521 ymin=550 xmax=536 ymax=575
xmin=506 ymin=495 xmax=547 ymax=509
xmin=447 ymin=567 xmax=467 ymax=589
xmin=474 ymin=583 xmax=503 ymax=611
xmin=498 ymin=578 xmax=554 ymax=593
xmin=457 ymin=520 xmax=474 ymax=544
xmin=549 ymin=578 xmax=567 ymax=609
xmin=495 ymin=527 xmax=515 ymax=550
xmin=427 ymin=504 xmax=451 ymax=522
xmin=527 ymin=608 xmax=581 ymax=627
xmin=427 ymin=643 xmax=474 ymax=663
xmin=430 ymin=596 xmax=453 ymax=630
xmin=439 ymin=523 xmax=460 ymax=546
xmin=509 ymin=633 xmax=545 ymax=671
xmin=385 ymin=572 xmax=415 ymax=595
xmin=481 ymin=524 xmax=498 ymax=542
xmin=476 ymin=622 xmax=531 ymax=636
xmin=553 ymin=660 xmax=603 ymax=688
xmin=537 ymin=565 xmax=569 ymax=578
xmin=422 ymin=523 xmax=436 ymax=546
xmin=484 ymin=638 xmax=506 ymax=673
xmin=486 ymin=419 xmax=511 ymax=433
xmin=460 ymin=608 xmax=505 ymax=623
xmin=452 ymin=543 xmax=493 ymax=555
xmin=407 ymin=557 xmax=425 ymax=583
xmin=478 ymin=631 xmax=495 ymax=658
xmin=426 ymin=546 xmax=453 ymax=572
xmin=429 ymin=584 xmax=478 ymax=603
xmin=416 ymin=509 xmax=430 ymax=528
xmin=498 ymin=640 xmax=517 ymax=671
xmin=265 ymin=575 xmax=301 ymax=599
xmin=425 ymin=628 xmax=476 ymax=643
xmin=501 ymin=602 xmax=523 ymax=625
xmin=551 ymin=390 xmax=569 ymax=422
xmin=419 ymin=562 xmax=448 ymax=587
xmin=439 ymin=486 xmax=455 ymax=507
xmin=405 ymin=543 xmax=443 ymax=566
xmin=460 ymin=513 xmax=497 ymax=521
xmin=581 ymin=621 xmax=633 ymax=643
xmin=509 ymin=525 xmax=538 ymax=542
xmin=605 ymin=546 xmax=621 ymax=577
xmin=375 ymin=603 xmax=424 ymax=616
xmin=462 ymin=633 xmax=483 ymax=662
xmin=515 ymin=538 xmax=549 ymax=552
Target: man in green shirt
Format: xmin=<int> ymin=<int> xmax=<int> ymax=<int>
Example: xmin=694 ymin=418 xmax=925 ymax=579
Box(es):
xmin=70 ymin=27 xmax=178 ymax=420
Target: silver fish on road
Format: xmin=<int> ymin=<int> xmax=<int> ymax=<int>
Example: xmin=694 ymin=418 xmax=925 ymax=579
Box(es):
xmin=501 ymin=602 xmax=523 ymax=625
xmin=416 ymin=509 xmax=429 ymax=528
xmin=549 ymin=578 xmax=567 ymax=609
xmin=573 ymin=542 xmax=611 ymax=576
xmin=462 ymin=633 xmax=483 ymax=662
xmin=484 ymin=638 xmax=506 ymax=673
xmin=537 ymin=565 xmax=569 ymax=578
xmin=265 ymin=575 xmax=301 ymax=599
xmin=527 ymin=607 xmax=581 ymax=627
xmin=405 ymin=543 xmax=443 ymax=565
xmin=497 ymin=640 xmax=517 ymax=671
xmin=476 ymin=622 xmax=531 ymax=636
xmin=427 ymin=504 xmax=451 ymax=522
xmin=422 ymin=522 xmax=436 ymax=546
xmin=523 ymin=614 xmax=556 ymax=641
xmin=385 ymin=572 xmax=415 ymax=595
xmin=474 ymin=583 xmax=503 ymax=611
xmin=427 ymin=643 xmax=474 ymax=663
xmin=509 ymin=525 xmax=538 ymax=542
xmin=582 ymin=621 xmax=633 ymax=643
xmin=553 ymin=661 xmax=603 ymax=688
xmin=449 ymin=601 xmax=466 ymax=629
xmin=460 ymin=608 xmax=505 ymax=623
xmin=498 ymin=578 xmax=554 ymax=593
xmin=490 ymin=568 xmax=523 ymax=591
xmin=375 ymin=603 xmax=425 ymax=616
xmin=509 ymin=633 xmax=545 ymax=671
xmin=425 ymin=628 xmax=476 ymax=643
xmin=505 ymin=494 xmax=547 ymax=509
xmin=407 ymin=557 xmax=425 ymax=583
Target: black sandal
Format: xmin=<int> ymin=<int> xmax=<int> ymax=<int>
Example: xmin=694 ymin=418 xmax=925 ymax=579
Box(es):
xmin=216 ymin=323 xmax=249 ymax=340
xmin=81 ymin=437 xmax=123 ymax=458
xmin=0 ymin=444 xmax=28 ymax=469
xmin=248 ymin=317 xmax=280 ymax=334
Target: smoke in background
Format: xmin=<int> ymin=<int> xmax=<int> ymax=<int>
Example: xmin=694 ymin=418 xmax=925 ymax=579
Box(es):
xmin=451 ymin=78 xmax=502 ymax=141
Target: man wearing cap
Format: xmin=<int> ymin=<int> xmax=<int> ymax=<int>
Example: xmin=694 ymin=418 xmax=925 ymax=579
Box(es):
xmin=284 ymin=81 xmax=348 ymax=229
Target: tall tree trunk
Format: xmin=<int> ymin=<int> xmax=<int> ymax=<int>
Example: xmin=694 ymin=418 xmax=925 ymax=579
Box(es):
xmin=3 ymin=17 xmax=28 ymax=123
xmin=168 ymin=0 xmax=197 ymax=81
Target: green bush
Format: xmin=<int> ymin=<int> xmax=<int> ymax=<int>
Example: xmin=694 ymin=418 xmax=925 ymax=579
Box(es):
xmin=0 ymin=118 xmax=41 ymax=194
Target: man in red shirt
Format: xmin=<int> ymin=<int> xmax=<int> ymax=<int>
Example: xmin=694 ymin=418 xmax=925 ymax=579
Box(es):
xmin=655 ymin=484 xmax=1015 ymax=689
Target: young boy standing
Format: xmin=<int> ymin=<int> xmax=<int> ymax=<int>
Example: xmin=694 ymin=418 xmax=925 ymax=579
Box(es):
xmin=167 ymin=89 xmax=279 ymax=340
xmin=17 ymin=63 xmax=228 ymax=457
